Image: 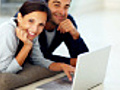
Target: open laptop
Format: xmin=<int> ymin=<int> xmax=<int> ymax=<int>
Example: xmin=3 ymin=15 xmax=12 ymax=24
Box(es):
xmin=36 ymin=46 xmax=111 ymax=90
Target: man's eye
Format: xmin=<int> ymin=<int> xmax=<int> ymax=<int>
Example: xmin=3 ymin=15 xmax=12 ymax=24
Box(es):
xmin=65 ymin=6 xmax=69 ymax=9
xmin=29 ymin=19 xmax=34 ymax=23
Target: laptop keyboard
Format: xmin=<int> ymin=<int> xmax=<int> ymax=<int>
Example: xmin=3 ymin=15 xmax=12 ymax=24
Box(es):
xmin=36 ymin=76 xmax=73 ymax=90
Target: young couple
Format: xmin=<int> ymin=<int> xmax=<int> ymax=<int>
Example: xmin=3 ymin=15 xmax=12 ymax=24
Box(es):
xmin=0 ymin=0 xmax=88 ymax=81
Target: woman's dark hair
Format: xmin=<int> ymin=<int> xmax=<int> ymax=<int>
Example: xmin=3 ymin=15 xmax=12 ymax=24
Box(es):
xmin=44 ymin=0 xmax=71 ymax=3
xmin=19 ymin=0 xmax=51 ymax=21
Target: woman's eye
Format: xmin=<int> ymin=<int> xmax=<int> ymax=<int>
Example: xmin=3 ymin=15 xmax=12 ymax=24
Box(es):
xmin=39 ymin=23 xmax=45 ymax=27
xmin=54 ymin=4 xmax=60 ymax=7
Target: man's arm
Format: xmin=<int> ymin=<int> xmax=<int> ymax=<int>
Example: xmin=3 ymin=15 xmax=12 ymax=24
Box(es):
xmin=57 ymin=14 xmax=89 ymax=66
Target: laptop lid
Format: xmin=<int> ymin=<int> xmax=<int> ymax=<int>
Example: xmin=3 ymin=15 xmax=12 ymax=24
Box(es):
xmin=72 ymin=46 xmax=111 ymax=90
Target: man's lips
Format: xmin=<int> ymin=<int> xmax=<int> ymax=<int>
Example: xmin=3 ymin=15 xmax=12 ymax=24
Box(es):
xmin=54 ymin=14 xmax=64 ymax=20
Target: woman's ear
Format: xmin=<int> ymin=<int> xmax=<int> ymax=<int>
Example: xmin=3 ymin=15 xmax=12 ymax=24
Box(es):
xmin=17 ymin=13 xmax=23 ymax=23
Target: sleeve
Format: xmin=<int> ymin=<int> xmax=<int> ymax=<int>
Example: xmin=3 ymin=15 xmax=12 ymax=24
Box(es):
xmin=64 ymin=33 xmax=89 ymax=58
xmin=43 ymin=35 xmax=89 ymax=63
xmin=65 ymin=14 xmax=89 ymax=57
xmin=42 ymin=52 xmax=71 ymax=64
xmin=0 ymin=26 xmax=22 ymax=73
xmin=30 ymin=37 xmax=54 ymax=68
xmin=67 ymin=14 xmax=77 ymax=29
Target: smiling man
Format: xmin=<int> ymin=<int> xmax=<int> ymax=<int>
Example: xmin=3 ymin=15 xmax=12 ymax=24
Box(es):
xmin=38 ymin=0 xmax=89 ymax=67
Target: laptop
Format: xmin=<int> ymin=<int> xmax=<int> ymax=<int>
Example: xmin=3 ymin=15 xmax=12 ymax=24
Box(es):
xmin=36 ymin=46 xmax=111 ymax=90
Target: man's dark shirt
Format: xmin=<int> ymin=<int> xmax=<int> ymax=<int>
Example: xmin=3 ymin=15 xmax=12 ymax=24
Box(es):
xmin=38 ymin=14 xmax=89 ymax=64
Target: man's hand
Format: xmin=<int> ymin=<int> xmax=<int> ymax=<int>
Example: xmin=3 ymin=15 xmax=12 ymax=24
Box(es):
xmin=49 ymin=63 xmax=75 ymax=81
xmin=16 ymin=27 xmax=33 ymax=46
xmin=57 ymin=19 xmax=80 ymax=40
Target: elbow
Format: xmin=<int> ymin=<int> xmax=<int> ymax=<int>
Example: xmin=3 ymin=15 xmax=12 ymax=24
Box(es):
xmin=1 ymin=69 xmax=18 ymax=74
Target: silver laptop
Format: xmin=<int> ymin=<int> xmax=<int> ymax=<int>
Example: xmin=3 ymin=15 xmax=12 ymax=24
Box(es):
xmin=36 ymin=46 xmax=111 ymax=90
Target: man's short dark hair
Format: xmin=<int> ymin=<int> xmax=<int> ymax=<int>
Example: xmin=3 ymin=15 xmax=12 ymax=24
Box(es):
xmin=45 ymin=0 xmax=48 ymax=2
xmin=45 ymin=0 xmax=71 ymax=3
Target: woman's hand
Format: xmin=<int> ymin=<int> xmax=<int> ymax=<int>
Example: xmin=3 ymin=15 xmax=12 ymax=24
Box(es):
xmin=16 ymin=27 xmax=33 ymax=46
xmin=15 ymin=27 xmax=33 ymax=66
xmin=60 ymin=63 xmax=75 ymax=81
xmin=49 ymin=63 xmax=75 ymax=81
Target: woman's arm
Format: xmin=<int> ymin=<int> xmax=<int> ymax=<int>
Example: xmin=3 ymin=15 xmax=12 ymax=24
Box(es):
xmin=0 ymin=24 xmax=23 ymax=73
xmin=15 ymin=44 xmax=32 ymax=66
xmin=49 ymin=63 xmax=75 ymax=81
xmin=31 ymin=38 xmax=75 ymax=81
xmin=0 ymin=25 xmax=32 ymax=73
xmin=15 ymin=27 xmax=33 ymax=66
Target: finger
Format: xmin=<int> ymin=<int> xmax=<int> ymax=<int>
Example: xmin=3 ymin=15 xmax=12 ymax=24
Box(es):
xmin=20 ymin=30 xmax=27 ymax=40
xmin=64 ymin=70 xmax=72 ymax=81
xmin=59 ymin=25 xmax=64 ymax=33
xmin=59 ymin=23 xmax=71 ymax=33
xmin=70 ymin=68 xmax=75 ymax=74
xmin=57 ymin=25 xmax=60 ymax=31
xmin=23 ymin=32 xmax=28 ymax=38
xmin=57 ymin=21 xmax=64 ymax=31
xmin=60 ymin=19 xmax=71 ymax=26
xmin=21 ymin=30 xmax=25 ymax=37
xmin=60 ymin=19 xmax=74 ymax=31
xmin=17 ymin=26 xmax=23 ymax=31
xmin=61 ymin=24 xmax=72 ymax=31
xmin=15 ymin=28 xmax=19 ymax=34
xmin=16 ymin=27 xmax=21 ymax=32
xmin=16 ymin=27 xmax=19 ymax=31
xmin=60 ymin=25 xmax=66 ymax=33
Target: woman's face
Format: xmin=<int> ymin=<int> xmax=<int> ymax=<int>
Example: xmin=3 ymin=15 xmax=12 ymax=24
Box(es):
xmin=18 ymin=11 xmax=47 ymax=41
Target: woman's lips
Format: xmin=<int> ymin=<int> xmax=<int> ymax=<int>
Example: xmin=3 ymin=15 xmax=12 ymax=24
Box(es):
xmin=28 ymin=31 xmax=36 ymax=37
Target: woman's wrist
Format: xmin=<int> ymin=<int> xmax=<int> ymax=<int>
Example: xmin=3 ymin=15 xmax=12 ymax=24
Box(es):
xmin=23 ymin=43 xmax=33 ymax=50
xmin=49 ymin=62 xmax=64 ymax=71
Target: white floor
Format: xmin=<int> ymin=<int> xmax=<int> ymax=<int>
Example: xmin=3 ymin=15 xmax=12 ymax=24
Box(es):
xmin=0 ymin=10 xmax=120 ymax=90
xmin=53 ymin=10 xmax=120 ymax=90
xmin=77 ymin=10 xmax=120 ymax=50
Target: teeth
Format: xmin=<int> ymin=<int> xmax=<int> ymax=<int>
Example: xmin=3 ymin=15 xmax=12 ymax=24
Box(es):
xmin=29 ymin=32 xmax=35 ymax=35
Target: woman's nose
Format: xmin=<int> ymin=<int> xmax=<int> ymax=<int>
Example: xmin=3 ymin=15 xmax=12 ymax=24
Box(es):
xmin=31 ymin=25 xmax=38 ymax=33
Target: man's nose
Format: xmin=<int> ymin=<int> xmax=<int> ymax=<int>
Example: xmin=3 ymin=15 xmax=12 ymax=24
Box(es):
xmin=59 ymin=8 xmax=65 ymax=16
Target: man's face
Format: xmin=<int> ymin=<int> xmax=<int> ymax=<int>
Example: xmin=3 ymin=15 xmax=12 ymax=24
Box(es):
xmin=48 ymin=0 xmax=71 ymax=25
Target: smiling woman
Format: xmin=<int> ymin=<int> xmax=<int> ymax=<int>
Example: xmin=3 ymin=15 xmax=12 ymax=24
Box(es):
xmin=17 ymin=11 xmax=47 ymax=41
xmin=0 ymin=0 xmax=52 ymax=73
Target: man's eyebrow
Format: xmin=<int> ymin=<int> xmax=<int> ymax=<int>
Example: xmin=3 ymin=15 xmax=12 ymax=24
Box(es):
xmin=53 ymin=1 xmax=61 ymax=4
xmin=66 ymin=4 xmax=70 ymax=7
